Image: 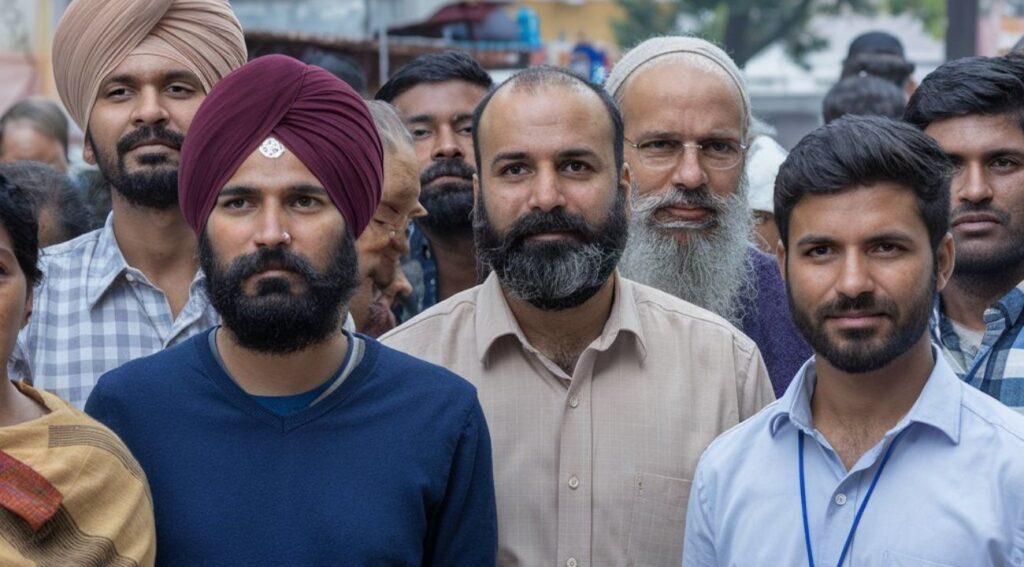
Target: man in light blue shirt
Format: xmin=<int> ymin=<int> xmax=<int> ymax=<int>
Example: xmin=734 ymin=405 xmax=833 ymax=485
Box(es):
xmin=683 ymin=116 xmax=1024 ymax=566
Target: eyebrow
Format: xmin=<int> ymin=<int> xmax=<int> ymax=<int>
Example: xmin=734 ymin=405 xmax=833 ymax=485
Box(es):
xmin=630 ymin=129 xmax=741 ymax=140
xmin=217 ymin=184 xmax=328 ymax=197
xmin=559 ymin=147 xmax=601 ymax=161
xmin=796 ymin=231 xmax=916 ymax=247
xmin=490 ymin=151 xmax=529 ymax=168
xmin=101 ymin=69 xmax=202 ymax=89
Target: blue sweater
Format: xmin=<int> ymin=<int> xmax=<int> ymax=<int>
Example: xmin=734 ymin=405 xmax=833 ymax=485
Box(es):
xmin=739 ymin=247 xmax=813 ymax=397
xmin=86 ymin=330 xmax=497 ymax=566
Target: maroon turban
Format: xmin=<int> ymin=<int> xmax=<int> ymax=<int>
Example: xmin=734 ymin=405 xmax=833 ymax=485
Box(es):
xmin=179 ymin=54 xmax=383 ymax=237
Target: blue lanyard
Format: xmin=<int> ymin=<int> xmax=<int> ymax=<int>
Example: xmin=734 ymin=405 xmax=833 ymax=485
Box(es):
xmin=799 ymin=428 xmax=908 ymax=567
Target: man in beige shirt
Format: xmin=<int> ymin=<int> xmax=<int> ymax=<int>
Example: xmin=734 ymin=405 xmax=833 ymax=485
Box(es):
xmin=381 ymin=66 xmax=773 ymax=567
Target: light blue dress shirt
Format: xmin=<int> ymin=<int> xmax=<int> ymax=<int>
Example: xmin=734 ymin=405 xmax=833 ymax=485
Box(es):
xmin=683 ymin=350 xmax=1024 ymax=567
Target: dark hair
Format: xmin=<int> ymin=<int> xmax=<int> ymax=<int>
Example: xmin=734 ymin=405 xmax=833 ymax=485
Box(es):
xmin=905 ymin=55 xmax=1024 ymax=132
xmin=0 ymin=161 xmax=94 ymax=244
xmin=374 ymin=51 xmax=493 ymax=102
xmin=0 ymin=98 xmax=70 ymax=158
xmin=775 ymin=115 xmax=952 ymax=252
xmin=299 ymin=48 xmax=367 ymax=95
xmin=823 ymin=75 xmax=907 ymax=124
xmin=471 ymin=66 xmax=624 ymax=179
xmin=840 ymin=53 xmax=915 ymax=88
xmin=0 ymin=174 xmax=42 ymax=287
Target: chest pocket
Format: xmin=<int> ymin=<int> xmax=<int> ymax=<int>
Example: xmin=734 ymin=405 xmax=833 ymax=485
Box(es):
xmin=625 ymin=472 xmax=691 ymax=567
xmin=883 ymin=550 xmax=964 ymax=567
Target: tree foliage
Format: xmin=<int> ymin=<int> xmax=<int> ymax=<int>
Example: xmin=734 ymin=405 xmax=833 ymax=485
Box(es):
xmin=612 ymin=0 xmax=947 ymax=68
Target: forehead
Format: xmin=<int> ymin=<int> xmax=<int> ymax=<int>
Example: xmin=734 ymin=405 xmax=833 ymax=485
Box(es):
xmin=788 ymin=183 xmax=927 ymax=242
xmin=391 ymin=80 xmax=487 ymax=121
xmin=923 ymin=112 xmax=1024 ymax=155
xmin=619 ymin=60 xmax=744 ymax=136
xmin=478 ymin=85 xmax=614 ymax=158
xmin=382 ymin=146 xmax=420 ymax=205
xmin=100 ymin=53 xmax=202 ymax=87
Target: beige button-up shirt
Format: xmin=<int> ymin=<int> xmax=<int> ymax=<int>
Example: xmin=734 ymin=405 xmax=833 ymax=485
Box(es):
xmin=381 ymin=272 xmax=775 ymax=566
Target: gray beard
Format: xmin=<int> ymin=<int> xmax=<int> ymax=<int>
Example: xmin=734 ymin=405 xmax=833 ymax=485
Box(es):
xmin=619 ymin=183 xmax=756 ymax=326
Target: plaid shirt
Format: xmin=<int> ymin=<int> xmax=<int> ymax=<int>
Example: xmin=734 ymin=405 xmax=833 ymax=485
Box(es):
xmin=10 ymin=215 xmax=218 ymax=408
xmin=933 ymin=281 xmax=1024 ymax=414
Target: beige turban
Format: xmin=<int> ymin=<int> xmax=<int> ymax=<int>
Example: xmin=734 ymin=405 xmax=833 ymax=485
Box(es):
xmin=52 ymin=0 xmax=247 ymax=134
xmin=605 ymin=36 xmax=751 ymax=133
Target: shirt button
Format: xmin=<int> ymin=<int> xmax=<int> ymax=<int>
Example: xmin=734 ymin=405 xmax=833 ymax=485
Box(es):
xmin=834 ymin=493 xmax=847 ymax=506
xmin=568 ymin=475 xmax=580 ymax=489
xmin=566 ymin=558 xmax=578 ymax=567
xmin=125 ymin=273 xmax=135 ymax=283
xmin=569 ymin=396 xmax=579 ymax=408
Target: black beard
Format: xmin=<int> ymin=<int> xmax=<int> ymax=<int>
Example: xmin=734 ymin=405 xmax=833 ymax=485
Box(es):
xmin=474 ymin=189 xmax=628 ymax=311
xmin=417 ymin=158 xmax=475 ymax=236
xmin=89 ymin=125 xmax=184 ymax=210
xmin=199 ymin=232 xmax=360 ymax=354
xmin=788 ymin=271 xmax=935 ymax=373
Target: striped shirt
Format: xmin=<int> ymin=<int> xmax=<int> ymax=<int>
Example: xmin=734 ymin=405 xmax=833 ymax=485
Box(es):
xmin=933 ymin=281 xmax=1024 ymax=414
xmin=10 ymin=214 xmax=218 ymax=408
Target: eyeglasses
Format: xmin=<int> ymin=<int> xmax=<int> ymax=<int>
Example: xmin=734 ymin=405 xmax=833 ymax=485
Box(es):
xmin=624 ymin=136 xmax=748 ymax=171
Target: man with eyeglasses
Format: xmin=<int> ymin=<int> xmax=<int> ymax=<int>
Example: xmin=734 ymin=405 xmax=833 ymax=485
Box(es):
xmin=608 ymin=37 xmax=810 ymax=397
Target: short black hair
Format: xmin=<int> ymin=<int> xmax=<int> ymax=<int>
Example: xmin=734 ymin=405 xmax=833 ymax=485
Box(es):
xmin=299 ymin=48 xmax=367 ymax=95
xmin=840 ymin=53 xmax=915 ymax=88
xmin=0 ymin=98 xmax=70 ymax=159
xmin=0 ymin=173 xmax=42 ymax=287
xmin=374 ymin=51 xmax=493 ymax=103
xmin=0 ymin=161 xmax=94 ymax=244
xmin=823 ymin=75 xmax=907 ymax=124
xmin=775 ymin=115 xmax=952 ymax=252
xmin=470 ymin=66 xmax=624 ymax=180
xmin=904 ymin=55 xmax=1024 ymax=133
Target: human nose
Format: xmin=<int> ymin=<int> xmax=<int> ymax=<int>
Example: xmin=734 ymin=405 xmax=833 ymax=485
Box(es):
xmin=431 ymin=125 xmax=464 ymax=161
xmin=253 ymin=205 xmax=289 ymax=248
xmin=669 ymin=144 xmax=708 ymax=190
xmin=834 ymin=252 xmax=875 ymax=299
xmin=130 ymin=87 xmax=169 ymax=127
xmin=385 ymin=263 xmax=413 ymax=301
xmin=954 ymin=162 xmax=994 ymax=205
xmin=526 ymin=167 xmax=567 ymax=212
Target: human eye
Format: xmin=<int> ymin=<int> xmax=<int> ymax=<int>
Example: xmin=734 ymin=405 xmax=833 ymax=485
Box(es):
xmin=872 ymin=242 xmax=905 ymax=256
xmin=562 ymin=160 xmax=592 ymax=174
xmin=638 ymin=139 xmax=680 ymax=155
xmin=220 ymin=197 xmax=250 ymax=210
xmin=805 ymin=245 xmax=832 ymax=258
xmin=500 ymin=163 xmax=529 ymax=177
xmin=990 ymin=155 xmax=1022 ymax=172
xmin=166 ymin=83 xmax=197 ymax=97
xmin=409 ymin=126 xmax=433 ymax=140
xmin=455 ymin=121 xmax=473 ymax=136
xmin=103 ymin=86 xmax=131 ymax=100
xmin=703 ymin=140 xmax=739 ymax=156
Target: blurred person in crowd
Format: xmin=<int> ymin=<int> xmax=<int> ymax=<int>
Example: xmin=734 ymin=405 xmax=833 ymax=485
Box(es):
xmin=745 ymin=132 xmax=787 ymax=253
xmin=684 ymin=115 xmax=1024 ymax=566
xmin=0 ymin=161 xmax=93 ymax=247
xmin=352 ymin=100 xmax=427 ymax=337
xmin=375 ymin=51 xmax=493 ymax=320
xmin=0 ymin=176 xmax=155 ymax=564
xmin=383 ymin=66 xmax=772 ymax=566
xmin=841 ymin=30 xmax=917 ymax=96
xmin=77 ymin=168 xmax=114 ymax=227
xmin=10 ymin=0 xmax=247 ymax=407
xmin=0 ymin=98 xmax=70 ymax=173
xmin=298 ymin=47 xmax=367 ymax=96
xmin=905 ymin=55 xmax=1024 ymax=413
xmin=823 ymin=75 xmax=907 ymax=124
xmin=607 ymin=36 xmax=810 ymax=396
xmin=87 ymin=55 xmax=497 ymax=566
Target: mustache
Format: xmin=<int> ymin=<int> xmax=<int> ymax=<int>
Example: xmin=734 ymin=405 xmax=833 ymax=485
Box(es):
xmin=116 ymin=125 xmax=185 ymax=157
xmin=632 ymin=186 xmax=728 ymax=216
xmin=951 ymin=203 xmax=1010 ymax=223
xmin=223 ymin=246 xmax=319 ymax=284
xmin=497 ymin=209 xmax=596 ymax=250
xmin=817 ymin=293 xmax=897 ymax=319
xmin=420 ymin=158 xmax=475 ymax=187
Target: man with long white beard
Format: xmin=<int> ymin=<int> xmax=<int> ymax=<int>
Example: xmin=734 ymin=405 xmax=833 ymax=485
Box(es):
xmin=383 ymin=66 xmax=772 ymax=566
xmin=607 ymin=36 xmax=810 ymax=396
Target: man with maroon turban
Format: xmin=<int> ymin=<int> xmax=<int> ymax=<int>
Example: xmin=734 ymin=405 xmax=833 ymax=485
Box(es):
xmin=11 ymin=0 xmax=247 ymax=408
xmin=85 ymin=55 xmax=498 ymax=566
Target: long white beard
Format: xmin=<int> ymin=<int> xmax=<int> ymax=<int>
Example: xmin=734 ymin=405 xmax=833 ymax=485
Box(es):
xmin=619 ymin=184 xmax=755 ymax=326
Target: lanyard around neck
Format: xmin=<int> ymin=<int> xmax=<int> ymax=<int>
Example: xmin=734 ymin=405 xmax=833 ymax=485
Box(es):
xmin=799 ymin=428 xmax=908 ymax=567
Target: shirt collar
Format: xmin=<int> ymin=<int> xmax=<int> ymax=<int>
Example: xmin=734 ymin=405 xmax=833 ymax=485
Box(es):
xmin=769 ymin=347 xmax=963 ymax=444
xmin=87 ymin=213 xmax=131 ymax=308
xmin=473 ymin=271 xmax=647 ymax=365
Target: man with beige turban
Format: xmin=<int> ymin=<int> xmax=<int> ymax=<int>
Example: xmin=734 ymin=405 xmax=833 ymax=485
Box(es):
xmin=607 ymin=36 xmax=810 ymax=398
xmin=10 ymin=0 xmax=247 ymax=408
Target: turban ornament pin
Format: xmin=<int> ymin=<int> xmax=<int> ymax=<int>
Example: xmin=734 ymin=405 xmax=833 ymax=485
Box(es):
xmin=259 ymin=137 xmax=286 ymax=159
